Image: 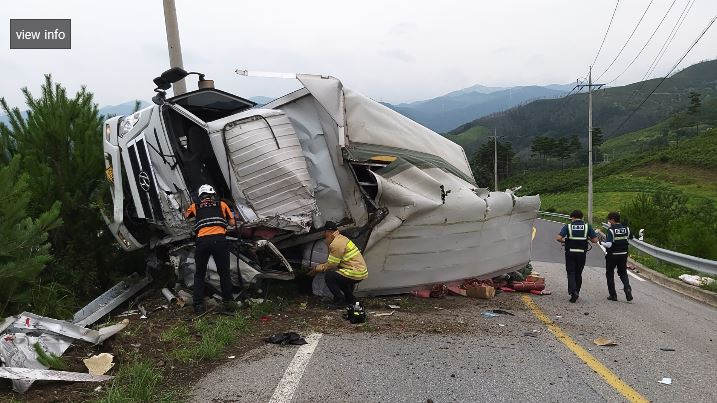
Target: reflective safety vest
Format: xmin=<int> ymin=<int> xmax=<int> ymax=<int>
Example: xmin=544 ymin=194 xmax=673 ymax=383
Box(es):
xmin=606 ymin=224 xmax=630 ymax=256
xmin=327 ymin=233 xmax=368 ymax=281
xmin=193 ymin=199 xmax=229 ymax=236
xmin=565 ymin=220 xmax=589 ymax=254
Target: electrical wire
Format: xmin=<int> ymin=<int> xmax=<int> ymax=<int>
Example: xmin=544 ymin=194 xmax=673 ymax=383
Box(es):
xmin=596 ymin=0 xmax=655 ymax=82
xmin=605 ymin=0 xmax=678 ymax=85
xmin=610 ymin=14 xmax=717 ymax=136
xmin=626 ymin=0 xmax=696 ymax=106
xmin=592 ymin=0 xmax=621 ymax=67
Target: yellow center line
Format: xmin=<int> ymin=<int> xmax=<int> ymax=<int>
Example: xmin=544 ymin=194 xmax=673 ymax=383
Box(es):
xmin=521 ymin=295 xmax=649 ymax=403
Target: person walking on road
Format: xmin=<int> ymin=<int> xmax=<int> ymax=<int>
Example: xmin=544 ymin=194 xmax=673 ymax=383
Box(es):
xmin=185 ymin=184 xmax=237 ymax=314
xmin=601 ymin=212 xmax=633 ymax=302
xmin=308 ymin=221 xmax=368 ymax=308
xmin=556 ymin=210 xmax=598 ymax=303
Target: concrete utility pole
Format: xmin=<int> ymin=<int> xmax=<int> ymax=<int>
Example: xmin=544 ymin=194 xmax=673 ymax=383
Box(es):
xmin=163 ymin=0 xmax=187 ymax=95
xmin=489 ymin=129 xmax=504 ymax=191
xmin=576 ymin=66 xmax=604 ymax=224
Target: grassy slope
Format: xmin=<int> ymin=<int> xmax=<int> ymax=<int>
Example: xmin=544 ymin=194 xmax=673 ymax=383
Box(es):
xmin=505 ymin=127 xmax=717 ymax=221
xmin=444 ymin=125 xmax=491 ymax=155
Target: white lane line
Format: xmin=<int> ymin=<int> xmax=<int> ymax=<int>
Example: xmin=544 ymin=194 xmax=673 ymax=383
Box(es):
xmin=598 ymin=244 xmax=646 ymax=282
xmin=269 ymin=332 xmax=323 ymax=403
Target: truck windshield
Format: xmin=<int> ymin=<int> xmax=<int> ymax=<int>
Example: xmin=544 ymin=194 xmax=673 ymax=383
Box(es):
xmin=169 ymin=89 xmax=254 ymax=122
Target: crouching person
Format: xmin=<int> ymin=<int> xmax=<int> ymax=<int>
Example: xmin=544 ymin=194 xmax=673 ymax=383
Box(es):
xmin=309 ymin=221 xmax=368 ymax=308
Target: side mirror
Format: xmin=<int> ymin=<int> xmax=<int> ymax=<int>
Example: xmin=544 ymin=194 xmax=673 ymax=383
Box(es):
xmin=160 ymin=67 xmax=189 ymax=83
xmin=152 ymin=77 xmax=172 ymax=91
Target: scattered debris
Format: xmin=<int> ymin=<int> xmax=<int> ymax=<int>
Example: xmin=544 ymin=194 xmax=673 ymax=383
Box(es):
xmin=227 ymin=356 xmax=236 ymax=359
xmin=374 ymin=312 xmax=395 ymax=317
xmin=593 ymin=337 xmax=617 ymax=347
xmin=161 ymin=288 xmax=181 ymax=306
xmin=260 ymin=316 xmax=272 ymax=323
xmin=139 ymin=305 xmax=148 ymax=319
xmin=94 ymin=386 xmax=102 ymax=392
xmin=0 ymin=367 xmax=112 ymax=382
xmin=659 ymin=377 xmax=672 ymax=385
xmin=264 ymin=332 xmax=308 ymax=345
xmin=678 ymin=274 xmax=715 ymax=287
xmin=299 ymin=302 xmax=308 ymax=310
xmin=177 ymin=289 xmax=194 ymax=306
xmin=498 ymin=323 xmax=506 ymax=327
xmin=523 ymin=332 xmax=538 ymax=337
xmin=83 ymin=353 xmax=115 ymax=375
xmin=556 ymin=315 xmax=562 ymax=318
xmin=115 ymin=310 xmax=140 ymax=318
xmin=466 ymin=284 xmax=495 ymax=299
xmin=487 ymin=309 xmax=515 ymax=316
xmin=387 ymin=304 xmax=401 ymax=309
xmin=481 ymin=311 xmax=499 ymax=318
xmin=659 ymin=348 xmax=676 ymax=352
xmin=249 ymin=298 xmax=266 ymax=304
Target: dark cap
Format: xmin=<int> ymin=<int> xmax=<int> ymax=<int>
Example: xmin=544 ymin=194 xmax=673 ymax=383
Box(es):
xmin=607 ymin=212 xmax=620 ymax=222
xmin=323 ymin=221 xmax=338 ymax=231
xmin=569 ymin=210 xmax=584 ymax=219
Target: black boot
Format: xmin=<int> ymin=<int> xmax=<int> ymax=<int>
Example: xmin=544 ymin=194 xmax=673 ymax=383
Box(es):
xmin=624 ymin=288 xmax=633 ymax=301
xmin=569 ymin=293 xmax=578 ymax=303
xmin=607 ymin=295 xmax=618 ymax=301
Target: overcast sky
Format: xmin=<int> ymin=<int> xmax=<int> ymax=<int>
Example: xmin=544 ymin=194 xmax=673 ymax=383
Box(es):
xmin=1 ymin=0 xmax=716 ymax=108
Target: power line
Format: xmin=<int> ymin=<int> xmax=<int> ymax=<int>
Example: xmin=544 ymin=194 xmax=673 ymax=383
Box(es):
xmin=592 ymin=0 xmax=621 ymax=67
xmin=640 ymin=0 xmax=696 ymax=85
xmin=595 ymin=0 xmax=655 ymax=82
xmin=611 ymin=14 xmax=717 ymax=136
xmin=626 ymin=0 xmax=695 ymax=106
xmin=605 ymin=0 xmax=678 ymax=85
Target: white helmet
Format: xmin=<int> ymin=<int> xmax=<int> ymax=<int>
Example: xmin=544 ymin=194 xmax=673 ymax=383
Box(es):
xmin=198 ymin=184 xmax=216 ymax=197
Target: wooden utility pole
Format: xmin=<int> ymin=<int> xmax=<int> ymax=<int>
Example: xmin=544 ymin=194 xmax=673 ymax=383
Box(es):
xmin=163 ymin=0 xmax=186 ymax=95
xmin=576 ymin=66 xmax=604 ymax=224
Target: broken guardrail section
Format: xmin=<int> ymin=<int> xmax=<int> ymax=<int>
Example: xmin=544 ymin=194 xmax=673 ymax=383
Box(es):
xmin=0 ymin=273 xmax=150 ymax=393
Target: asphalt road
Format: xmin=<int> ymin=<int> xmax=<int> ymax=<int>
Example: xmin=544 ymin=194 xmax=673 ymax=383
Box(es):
xmin=191 ymin=218 xmax=717 ymax=403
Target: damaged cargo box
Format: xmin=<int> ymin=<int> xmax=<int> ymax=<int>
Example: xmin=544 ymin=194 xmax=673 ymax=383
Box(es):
xmin=101 ymin=68 xmax=539 ymax=296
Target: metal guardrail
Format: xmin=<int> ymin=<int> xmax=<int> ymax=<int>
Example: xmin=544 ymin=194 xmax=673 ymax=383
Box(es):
xmin=628 ymin=239 xmax=717 ymax=276
xmin=537 ymin=211 xmax=717 ymax=276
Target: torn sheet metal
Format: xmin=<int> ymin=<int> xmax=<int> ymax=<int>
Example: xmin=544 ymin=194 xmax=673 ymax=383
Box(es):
xmin=0 ymin=367 xmax=112 ymax=382
xmin=0 ymin=332 xmax=74 ymax=393
xmin=72 ymin=273 xmax=151 ymax=327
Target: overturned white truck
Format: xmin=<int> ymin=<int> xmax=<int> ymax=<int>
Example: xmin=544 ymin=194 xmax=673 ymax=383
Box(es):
xmin=102 ymin=68 xmax=539 ymax=296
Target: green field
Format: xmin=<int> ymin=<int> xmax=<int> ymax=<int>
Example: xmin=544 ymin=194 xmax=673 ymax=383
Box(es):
xmin=506 ymin=127 xmax=717 ymax=224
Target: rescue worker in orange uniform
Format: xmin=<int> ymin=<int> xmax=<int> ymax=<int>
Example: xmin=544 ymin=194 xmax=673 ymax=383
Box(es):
xmin=185 ymin=184 xmax=236 ymax=314
xmin=308 ymin=221 xmax=368 ymax=308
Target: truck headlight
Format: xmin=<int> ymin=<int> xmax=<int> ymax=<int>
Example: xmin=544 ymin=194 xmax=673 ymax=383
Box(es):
xmin=119 ymin=112 xmax=140 ymax=137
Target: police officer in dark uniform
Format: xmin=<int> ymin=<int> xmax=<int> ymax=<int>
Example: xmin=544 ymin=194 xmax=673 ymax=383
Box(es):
xmin=185 ymin=184 xmax=236 ymax=314
xmin=556 ymin=210 xmax=598 ymax=303
xmin=601 ymin=212 xmax=633 ymax=302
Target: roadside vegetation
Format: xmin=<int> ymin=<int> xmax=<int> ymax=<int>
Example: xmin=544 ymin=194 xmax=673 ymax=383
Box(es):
xmin=0 ymin=77 xmax=145 ymax=318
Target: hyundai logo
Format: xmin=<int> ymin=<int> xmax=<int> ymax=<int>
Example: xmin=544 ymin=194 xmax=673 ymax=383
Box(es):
xmin=138 ymin=170 xmax=151 ymax=192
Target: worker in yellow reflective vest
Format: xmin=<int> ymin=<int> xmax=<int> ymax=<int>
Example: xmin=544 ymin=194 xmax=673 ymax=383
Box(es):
xmin=308 ymin=221 xmax=368 ymax=308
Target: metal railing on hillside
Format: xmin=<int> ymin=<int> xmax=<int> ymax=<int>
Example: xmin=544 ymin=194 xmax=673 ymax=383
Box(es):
xmin=537 ymin=211 xmax=717 ymax=276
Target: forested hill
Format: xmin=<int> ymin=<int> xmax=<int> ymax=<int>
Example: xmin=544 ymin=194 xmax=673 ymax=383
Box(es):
xmin=447 ymin=59 xmax=717 ymax=155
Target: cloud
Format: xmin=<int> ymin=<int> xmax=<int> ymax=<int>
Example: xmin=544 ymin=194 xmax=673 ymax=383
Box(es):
xmin=379 ymin=48 xmax=414 ymax=63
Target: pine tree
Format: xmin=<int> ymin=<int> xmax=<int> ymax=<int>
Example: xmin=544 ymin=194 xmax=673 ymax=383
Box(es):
xmin=0 ymin=157 xmax=61 ymax=316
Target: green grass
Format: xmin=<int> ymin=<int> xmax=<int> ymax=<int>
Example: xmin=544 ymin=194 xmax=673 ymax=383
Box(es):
xmin=99 ymin=360 xmax=178 ymax=403
xmin=161 ymin=300 xmax=279 ymax=364
xmin=540 ymin=191 xmax=641 ymax=222
xmin=100 ymin=300 xmax=281 ymax=402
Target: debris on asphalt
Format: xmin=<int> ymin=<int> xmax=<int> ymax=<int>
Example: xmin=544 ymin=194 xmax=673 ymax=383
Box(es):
xmin=466 ymin=284 xmax=495 ymax=299
xmin=481 ymin=311 xmax=499 ymax=318
xmin=498 ymin=323 xmax=506 ymax=327
xmin=555 ymin=315 xmax=562 ymax=318
xmin=659 ymin=348 xmax=676 ymax=351
xmin=227 ymin=356 xmax=236 ymax=359
xmin=523 ymin=331 xmax=538 ymax=337
xmin=487 ymin=309 xmax=515 ymax=316
xmin=83 ymin=353 xmax=115 ymax=376
xmin=659 ymin=377 xmax=672 ymax=385
xmin=374 ymin=311 xmax=395 ymax=317
xmin=593 ymin=337 xmax=617 ymax=346
xmin=264 ymin=332 xmax=308 ymax=345
xmin=387 ymin=304 xmax=401 ymax=309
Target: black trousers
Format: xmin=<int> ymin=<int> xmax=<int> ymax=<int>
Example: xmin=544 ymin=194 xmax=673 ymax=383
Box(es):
xmin=325 ymin=270 xmax=361 ymax=304
xmin=565 ymin=253 xmax=586 ymax=295
xmin=606 ymin=253 xmax=631 ymax=296
xmin=194 ymin=235 xmax=233 ymax=307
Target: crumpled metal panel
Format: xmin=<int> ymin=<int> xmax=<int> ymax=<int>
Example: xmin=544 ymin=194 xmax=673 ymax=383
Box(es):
xmin=357 ymin=165 xmax=538 ymax=295
xmin=220 ymin=110 xmax=317 ymax=228
xmin=0 ymin=333 xmax=73 ymax=393
xmin=72 ymin=273 xmax=151 ymax=327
